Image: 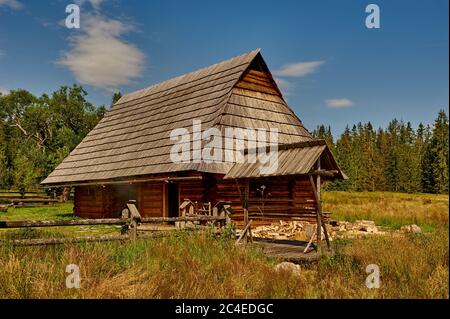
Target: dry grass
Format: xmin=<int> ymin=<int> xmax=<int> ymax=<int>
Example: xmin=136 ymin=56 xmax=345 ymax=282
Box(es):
xmin=0 ymin=191 xmax=448 ymax=299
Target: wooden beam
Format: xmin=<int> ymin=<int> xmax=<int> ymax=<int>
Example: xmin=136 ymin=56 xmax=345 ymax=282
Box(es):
xmin=309 ymin=170 xmax=339 ymax=178
xmin=43 ymin=176 xmax=203 ymax=188
xmin=140 ymin=215 xmax=226 ymax=223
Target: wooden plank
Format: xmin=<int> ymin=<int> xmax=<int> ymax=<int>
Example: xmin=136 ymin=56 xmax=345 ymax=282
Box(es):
xmin=126 ymin=202 xmax=142 ymax=219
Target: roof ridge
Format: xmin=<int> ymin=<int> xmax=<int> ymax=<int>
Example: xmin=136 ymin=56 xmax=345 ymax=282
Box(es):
xmin=117 ymin=49 xmax=260 ymax=105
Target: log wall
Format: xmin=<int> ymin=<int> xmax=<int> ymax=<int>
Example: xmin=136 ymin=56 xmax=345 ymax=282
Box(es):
xmin=74 ymin=186 xmax=106 ymax=218
xmin=73 ymin=173 xmax=321 ymax=225
xmin=139 ymin=183 xmax=164 ymax=217
xmin=212 ymin=175 xmax=319 ymax=226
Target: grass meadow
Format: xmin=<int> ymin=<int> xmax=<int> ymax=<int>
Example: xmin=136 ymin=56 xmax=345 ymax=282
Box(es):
xmin=0 ymin=191 xmax=448 ymax=299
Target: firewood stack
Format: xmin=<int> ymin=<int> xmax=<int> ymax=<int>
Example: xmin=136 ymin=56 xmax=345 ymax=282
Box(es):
xmin=251 ymin=220 xmax=316 ymax=241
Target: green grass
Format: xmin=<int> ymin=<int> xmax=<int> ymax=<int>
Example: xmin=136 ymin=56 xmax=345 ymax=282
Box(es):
xmin=0 ymin=203 xmax=120 ymax=239
xmin=0 ymin=203 xmax=74 ymax=220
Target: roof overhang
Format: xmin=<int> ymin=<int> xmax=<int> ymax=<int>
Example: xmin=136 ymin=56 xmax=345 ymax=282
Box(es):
xmin=224 ymin=140 xmax=348 ymax=180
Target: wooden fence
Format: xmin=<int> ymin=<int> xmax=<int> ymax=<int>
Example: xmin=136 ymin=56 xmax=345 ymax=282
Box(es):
xmin=0 ymin=189 xmax=63 ymax=209
xmin=0 ymin=201 xmax=228 ymax=246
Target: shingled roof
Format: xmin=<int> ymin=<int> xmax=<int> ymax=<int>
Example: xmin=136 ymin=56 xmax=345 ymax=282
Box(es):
xmin=42 ymin=49 xmax=318 ymax=185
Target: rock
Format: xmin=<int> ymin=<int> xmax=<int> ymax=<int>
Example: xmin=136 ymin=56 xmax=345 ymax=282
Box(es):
xmin=400 ymin=224 xmax=422 ymax=233
xmin=274 ymin=262 xmax=301 ymax=275
xmin=355 ymin=220 xmax=378 ymax=233
xmin=329 ymin=220 xmax=340 ymax=227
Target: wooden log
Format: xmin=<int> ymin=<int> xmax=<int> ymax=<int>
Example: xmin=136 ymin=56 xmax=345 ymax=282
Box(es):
xmin=0 ymin=218 xmax=128 ymax=229
xmin=53 ymin=175 xmax=203 ymax=188
xmin=235 ymin=219 xmax=253 ymax=245
xmin=140 ymin=216 xmax=226 ymax=223
xmin=248 ymin=198 xmax=295 ymax=203
xmin=309 ymin=169 xmax=339 ymax=178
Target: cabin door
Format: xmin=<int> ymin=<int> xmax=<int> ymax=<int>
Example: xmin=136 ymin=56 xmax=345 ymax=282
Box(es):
xmin=167 ymin=183 xmax=179 ymax=217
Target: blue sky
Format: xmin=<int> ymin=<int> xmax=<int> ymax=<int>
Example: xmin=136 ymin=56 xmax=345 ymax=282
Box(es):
xmin=0 ymin=0 xmax=448 ymax=136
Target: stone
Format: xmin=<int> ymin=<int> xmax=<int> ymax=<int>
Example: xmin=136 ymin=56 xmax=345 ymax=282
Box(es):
xmin=355 ymin=220 xmax=378 ymax=233
xmin=400 ymin=224 xmax=422 ymax=233
xmin=274 ymin=262 xmax=301 ymax=275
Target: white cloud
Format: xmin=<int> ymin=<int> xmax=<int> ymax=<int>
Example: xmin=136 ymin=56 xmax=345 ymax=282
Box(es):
xmin=75 ymin=0 xmax=105 ymax=10
xmin=326 ymin=98 xmax=354 ymax=108
xmin=58 ymin=15 xmax=145 ymax=90
xmin=274 ymin=77 xmax=292 ymax=95
xmin=87 ymin=0 xmax=104 ymax=9
xmin=0 ymin=87 xmax=10 ymax=95
xmin=273 ymin=61 xmax=325 ymax=77
xmin=0 ymin=0 xmax=23 ymax=10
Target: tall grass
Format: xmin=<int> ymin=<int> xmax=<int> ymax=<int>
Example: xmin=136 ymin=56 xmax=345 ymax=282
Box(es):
xmin=0 ymin=229 xmax=447 ymax=299
xmin=0 ymin=191 xmax=448 ymax=299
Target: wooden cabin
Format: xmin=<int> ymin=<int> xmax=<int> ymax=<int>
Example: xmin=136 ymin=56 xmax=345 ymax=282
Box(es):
xmin=42 ymin=49 xmax=346 ymax=226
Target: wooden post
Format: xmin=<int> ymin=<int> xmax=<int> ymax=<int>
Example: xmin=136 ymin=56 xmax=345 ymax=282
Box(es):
xmin=315 ymin=161 xmax=322 ymax=252
xmin=243 ymin=179 xmax=250 ymax=242
xmin=126 ymin=200 xmax=141 ymax=241
xmin=129 ymin=218 xmax=137 ymax=241
xmin=235 ymin=219 xmax=253 ymax=245
xmin=309 ymin=158 xmax=331 ymax=251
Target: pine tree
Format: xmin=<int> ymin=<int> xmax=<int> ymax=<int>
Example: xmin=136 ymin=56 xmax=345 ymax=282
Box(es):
xmin=421 ymin=125 xmax=435 ymax=193
xmin=430 ymin=110 xmax=449 ymax=193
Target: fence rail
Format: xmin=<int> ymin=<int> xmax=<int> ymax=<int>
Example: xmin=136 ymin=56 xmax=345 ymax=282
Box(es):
xmin=0 ymin=218 xmax=129 ymax=229
xmin=0 ymin=201 xmax=229 ymax=246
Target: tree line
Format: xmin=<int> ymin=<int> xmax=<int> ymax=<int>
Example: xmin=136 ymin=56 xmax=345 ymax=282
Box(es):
xmin=1 ymin=85 xmax=448 ymax=194
xmin=313 ymin=110 xmax=449 ymax=194
xmin=0 ymin=85 xmax=111 ymax=193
